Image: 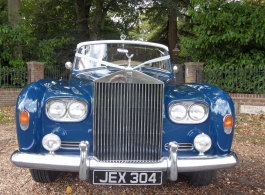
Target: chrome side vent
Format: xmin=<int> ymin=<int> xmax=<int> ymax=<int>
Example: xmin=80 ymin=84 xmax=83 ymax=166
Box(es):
xmin=164 ymin=143 xmax=194 ymax=151
xmin=93 ymin=81 xmax=164 ymax=162
xmin=60 ymin=142 xmax=80 ymax=149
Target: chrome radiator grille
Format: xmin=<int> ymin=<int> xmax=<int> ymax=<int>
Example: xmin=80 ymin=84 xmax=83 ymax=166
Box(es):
xmin=93 ymin=82 xmax=164 ymax=162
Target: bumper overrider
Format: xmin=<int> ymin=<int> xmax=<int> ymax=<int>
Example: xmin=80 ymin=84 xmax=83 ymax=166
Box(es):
xmin=11 ymin=141 xmax=238 ymax=184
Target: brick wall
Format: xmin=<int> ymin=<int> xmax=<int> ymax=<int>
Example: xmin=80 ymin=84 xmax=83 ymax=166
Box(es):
xmin=229 ymin=94 xmax=265 ymax=106
xmin=26 ymin=61 xmax=44 ymax=83
xmin=229 ymin=93 xmax=265 ymax=114
xmin=0 ymin=61 xmax=44 ymax=107
xmin=0 ymin=88 xmax=22 ymax=106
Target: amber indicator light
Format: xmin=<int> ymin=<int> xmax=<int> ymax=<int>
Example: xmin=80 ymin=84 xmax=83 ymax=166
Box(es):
xmin=20 ymin=110 xmax=29 ymax=124
xmin=224 ymin=115 xmax=233 ymax=128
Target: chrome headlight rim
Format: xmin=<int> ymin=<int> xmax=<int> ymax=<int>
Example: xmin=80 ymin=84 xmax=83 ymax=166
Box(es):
xmin=68 ymin=100 xmax=87 ymax=120
xmin=188 ymin=103 xmax=209 ymax=122
xmin=46 ymin=100 xmax=67 ymax=119
xmin=168 ymin=101 xmax=209 ymax=124
xmin=46 ymin=98 xmax=88 ymax=122
xmin=168 ymin=103 xmax=187 ymax=122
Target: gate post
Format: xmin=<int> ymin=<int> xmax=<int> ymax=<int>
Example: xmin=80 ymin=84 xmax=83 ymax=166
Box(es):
xmin=184 ymin=62 xmax=204 ymax=83
xmin=26 ymin=61 xmax=44 ymax=84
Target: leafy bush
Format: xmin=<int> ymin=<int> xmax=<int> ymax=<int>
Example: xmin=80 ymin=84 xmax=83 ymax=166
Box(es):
xmin=0 ymin=23 xmax=34 ymax=68
xmin=180 ymin=0 xmax=265 ymax=66
xmin=180 ymin=0 xmax=265 ymax=93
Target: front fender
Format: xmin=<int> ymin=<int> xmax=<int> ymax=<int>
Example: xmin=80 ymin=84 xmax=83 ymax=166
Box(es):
xmin=16 ymin=80 xmax=48 ymax=152
xmin=163 ymin=83 xmax=235 ymax=156
xmin=188 ymin=83 xmax=235 ymax=153
xmin=16 ymin=79 xmax=92 ymax=153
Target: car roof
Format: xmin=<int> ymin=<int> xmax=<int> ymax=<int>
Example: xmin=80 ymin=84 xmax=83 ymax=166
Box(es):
xmin=77 ymin=40 xmax=169 ymax=51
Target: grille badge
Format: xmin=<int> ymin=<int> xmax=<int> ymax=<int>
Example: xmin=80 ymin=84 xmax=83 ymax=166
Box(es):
xmin=126 ymin=72 xmax=132 ymax=83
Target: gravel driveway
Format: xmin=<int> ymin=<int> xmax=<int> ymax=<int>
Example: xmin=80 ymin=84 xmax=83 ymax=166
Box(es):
xmin=0 ymin=107 xmax=264 ymax=195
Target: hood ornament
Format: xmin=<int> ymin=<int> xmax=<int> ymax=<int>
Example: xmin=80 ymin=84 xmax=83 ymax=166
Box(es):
xmin=126 ymin=53 xmax=134 ymax=70
xmin=119 ymin=34 xmax=134 ymax=69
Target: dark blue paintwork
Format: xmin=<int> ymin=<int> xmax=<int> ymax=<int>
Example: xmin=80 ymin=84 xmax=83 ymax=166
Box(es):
xmin=16 ymin=67 xmax=235 ymax=158
xmin=163 ymin=83 xmax=234 ymax=156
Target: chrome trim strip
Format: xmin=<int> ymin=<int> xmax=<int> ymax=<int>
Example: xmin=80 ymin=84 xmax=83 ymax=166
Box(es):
xmin=11 ymin=151 xmax=238 ymax=180
xmin=61 ymin=142 xmax=194 ymax=151
xmin=77 ymin=40 xmax=169 ymax=52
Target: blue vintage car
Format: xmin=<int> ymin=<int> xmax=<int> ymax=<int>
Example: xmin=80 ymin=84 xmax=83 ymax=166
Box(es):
xmin=11 ymin=40 xmax=237 ymax=186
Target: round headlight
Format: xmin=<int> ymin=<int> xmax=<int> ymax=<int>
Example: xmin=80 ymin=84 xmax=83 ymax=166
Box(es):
xmin=189 ymin=104 xmax=207 ymax=121
xmin=169 ymin=103 xmax=187 ymax=122
xmin=194 ymin=133 xmax=212 ymax=155
xmin=42 ymin=134 xmax=61 ymax=152
xmin=47 ymin=100 xmax=67 ymax=119
xmin=68 ymin=101 xmax=87 ymax=119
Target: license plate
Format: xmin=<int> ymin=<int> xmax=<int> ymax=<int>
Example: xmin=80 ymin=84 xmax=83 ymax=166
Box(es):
xmin=93 ymin=170 xmax=163 ymax=185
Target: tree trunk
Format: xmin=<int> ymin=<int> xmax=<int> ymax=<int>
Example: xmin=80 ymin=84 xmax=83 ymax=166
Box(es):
xmin=75 ymin=0 xmax=89 ymax=39
xmin=168 ymin=0 xmax=178 ymax=61
xmin=89 ymin=0 xmax=113 ymax=40
xmin=8 ymin=0 xmax=20 ymax=28
xmin=90 ymin=0 xmax=104 ymax=40
xmin=8 ymin=0 xmax=22 ymax=58
xmin=100 ymin=11 xmax=107 ymax=30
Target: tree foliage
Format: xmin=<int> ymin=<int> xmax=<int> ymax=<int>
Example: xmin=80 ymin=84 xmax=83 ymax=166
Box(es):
xmin=3 ymin=0 xmax=265 ymax=74
xmin=0 ymin=23 xmax=35 ymax=67
xmin=18 ymin=0 xmax=145 ymax=68
xmin=0 ymin=0 xmax=34 ymax=67
xmin=142 ymin=0 xmax=191 ymax=60
xmin=180 ymin=0 xmax=265 ymax=68
xmin=179 ymin=0 xmax=265 ymax=93
xmin=1 ymin=0 xmax=186 ymax=68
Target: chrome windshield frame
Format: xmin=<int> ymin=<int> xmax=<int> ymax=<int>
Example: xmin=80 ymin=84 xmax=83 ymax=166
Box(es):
xmin=74 ymin=41 xmax=172 ymax=71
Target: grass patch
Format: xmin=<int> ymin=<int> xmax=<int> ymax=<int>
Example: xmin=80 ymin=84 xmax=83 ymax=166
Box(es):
xmin=0 ymin=107 xmax=15 ymax=124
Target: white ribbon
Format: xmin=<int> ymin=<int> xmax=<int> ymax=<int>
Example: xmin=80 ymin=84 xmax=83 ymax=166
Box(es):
xmin=133 ymin=55 xmax=170 ymax=70
xmin=75 ymin=53 xmax=170 ymax=70
xmin=75 ymin=53 xmax=125 ymax=69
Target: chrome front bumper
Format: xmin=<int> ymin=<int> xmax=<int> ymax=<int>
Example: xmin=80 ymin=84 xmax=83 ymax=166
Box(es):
xmin=10 ymin=141 xmax=238 ymax=182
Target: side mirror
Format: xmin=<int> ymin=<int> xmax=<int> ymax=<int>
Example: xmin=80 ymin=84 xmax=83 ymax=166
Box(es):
xmin=65 ymin=62 xmax=72 ymax=70
xmin=173 ymin=65 xmax=179 ymax=73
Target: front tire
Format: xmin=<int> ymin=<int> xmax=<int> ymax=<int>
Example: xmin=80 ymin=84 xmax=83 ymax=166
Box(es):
xmin=29 ymin=169 xmax=60 ymax=183
xmin=183 ymin=170 xmax=217 ymax=186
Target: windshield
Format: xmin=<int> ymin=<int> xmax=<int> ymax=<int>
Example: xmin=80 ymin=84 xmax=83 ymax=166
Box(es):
xmin=74 ymin=43 xmax=171 ymax=72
